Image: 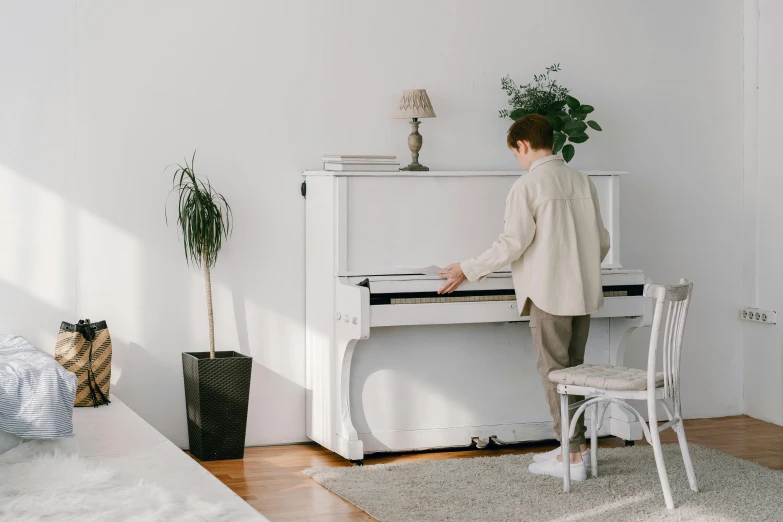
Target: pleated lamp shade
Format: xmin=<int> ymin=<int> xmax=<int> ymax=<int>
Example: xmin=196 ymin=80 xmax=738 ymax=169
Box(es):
xmin=393 ymin=89 xmax=436 ymax=119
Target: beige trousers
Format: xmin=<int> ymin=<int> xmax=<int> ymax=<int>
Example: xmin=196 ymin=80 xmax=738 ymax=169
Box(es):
xmin=530 ymin=302 xmax=590 ymax=453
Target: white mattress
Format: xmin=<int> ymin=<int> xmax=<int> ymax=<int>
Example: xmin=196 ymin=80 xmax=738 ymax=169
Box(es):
xmin=18 ymin=396 xmax=267 ymax=521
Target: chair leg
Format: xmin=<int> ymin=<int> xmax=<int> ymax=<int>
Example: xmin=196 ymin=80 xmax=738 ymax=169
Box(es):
xmin=649 ymin=400 xmax=675 ymax=509
xmin=590 ymin=403 xmax=598 ymax=478
xmin=673 ymin=409 xmax=699 ymax=492
xmin=561 ymin=393 xmax=571 ymax=493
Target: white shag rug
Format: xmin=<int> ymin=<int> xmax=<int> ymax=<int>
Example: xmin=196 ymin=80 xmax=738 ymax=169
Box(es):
xmin=304 ymin=443 xmax=783 ymax=522
xmin=0 ymin=440 xmax=230 ymax=522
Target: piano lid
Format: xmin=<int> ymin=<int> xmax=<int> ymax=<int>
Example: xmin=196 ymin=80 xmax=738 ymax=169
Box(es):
xmin=342 ymin=269 xmax=645 ymax=294
xmin=340 ymin=267 xmax=510 ymax=277
xmin=340 ymin=268 xmax=641 ymax=278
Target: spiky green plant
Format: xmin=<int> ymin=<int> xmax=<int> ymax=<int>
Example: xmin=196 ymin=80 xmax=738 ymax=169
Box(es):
xmin=166 ymin=152 xmax=232 ymax=359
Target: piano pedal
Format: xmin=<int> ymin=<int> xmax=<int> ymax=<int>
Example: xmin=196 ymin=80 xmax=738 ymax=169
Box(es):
xmin=472 ymin=436 xmax=491 ymax=449
xmin=489 ymin=435 xmax=508 ymax=446
xmin=472 ymin=435 xmax=501 ymax=449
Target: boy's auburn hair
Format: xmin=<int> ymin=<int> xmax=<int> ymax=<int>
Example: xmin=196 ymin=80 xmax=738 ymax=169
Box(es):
xmin=506 ymin=114 xmax=554 ymax=151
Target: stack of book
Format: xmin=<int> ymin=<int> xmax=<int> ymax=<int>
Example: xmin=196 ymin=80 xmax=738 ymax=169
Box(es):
xmin=322 ymin=155 xmax=399 ymax=172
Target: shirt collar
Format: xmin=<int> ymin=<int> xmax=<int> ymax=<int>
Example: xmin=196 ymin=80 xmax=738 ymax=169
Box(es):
xmin=529 ymin=155 xmax=563 ymax=172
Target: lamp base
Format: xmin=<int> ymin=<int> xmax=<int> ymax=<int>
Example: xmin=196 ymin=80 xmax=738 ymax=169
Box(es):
xmin=400 ymin=164 xmax=430 ymax=171
xmin=400 ymin=118 xmax=429 ymax=172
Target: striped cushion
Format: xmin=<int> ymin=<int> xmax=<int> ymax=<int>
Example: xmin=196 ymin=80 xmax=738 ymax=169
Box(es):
xmin=549 ymin=364 xmax=664 ymax=391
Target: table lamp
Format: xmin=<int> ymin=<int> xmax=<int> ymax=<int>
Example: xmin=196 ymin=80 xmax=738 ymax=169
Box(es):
xmin=394 ymin=89 xmax=436 ymax=171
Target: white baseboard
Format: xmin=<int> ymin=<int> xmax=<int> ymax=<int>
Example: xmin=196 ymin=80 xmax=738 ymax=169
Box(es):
xmin=359 ymin=420 xmax=620 ymax=455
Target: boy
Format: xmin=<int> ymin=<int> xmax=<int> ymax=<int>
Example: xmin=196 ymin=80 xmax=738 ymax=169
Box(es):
xmin=438 ymin=114 xmax=610 ymax=481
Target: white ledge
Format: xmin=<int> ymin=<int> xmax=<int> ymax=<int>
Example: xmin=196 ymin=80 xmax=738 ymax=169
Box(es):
xmin=303 ymin=170 xmax=628 ymax=177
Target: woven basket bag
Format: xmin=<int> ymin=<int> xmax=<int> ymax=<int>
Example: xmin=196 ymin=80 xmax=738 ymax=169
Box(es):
xmin=55 ymin=319 xmax=112 ymax=407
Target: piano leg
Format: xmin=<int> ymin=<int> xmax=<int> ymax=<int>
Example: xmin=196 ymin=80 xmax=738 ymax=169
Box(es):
xmin=334 ymin=336 xmax=364 ymax=461
xmin=607 ymin=317 xmax=645 ymax=442
xmin=331 ymin=282 xmax=370 ymax=461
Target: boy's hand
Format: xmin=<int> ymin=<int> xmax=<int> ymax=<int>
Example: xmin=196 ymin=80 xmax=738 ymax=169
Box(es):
xmin=438 ymin=263 xmax=467 ymax=294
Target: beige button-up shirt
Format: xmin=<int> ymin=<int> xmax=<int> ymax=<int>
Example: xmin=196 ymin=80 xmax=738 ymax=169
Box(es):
xmin=460 ymin=155 xmax=610 ymax=317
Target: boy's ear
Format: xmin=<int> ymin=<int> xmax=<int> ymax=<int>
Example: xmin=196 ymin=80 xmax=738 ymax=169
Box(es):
xmin=517 ymin=140 xmax=528 ymax=154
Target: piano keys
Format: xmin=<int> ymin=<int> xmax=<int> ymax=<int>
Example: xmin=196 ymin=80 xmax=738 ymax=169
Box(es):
xmin=367 ymin=283 xmax=636 ymax=305
xmin=304 ymin=170 xmax=650 ymax=462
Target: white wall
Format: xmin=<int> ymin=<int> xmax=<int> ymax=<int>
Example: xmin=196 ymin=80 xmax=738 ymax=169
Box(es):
xmin=0 ymin=1 xmax=78 ymax=348
xmin=743 ymin=0 xmax=783 ymax=425
xmin=1 ymin=0 xmax=745 ymax=448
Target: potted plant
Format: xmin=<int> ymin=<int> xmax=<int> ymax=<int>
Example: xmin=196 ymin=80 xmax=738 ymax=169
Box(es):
xmin=499 ymin=63 xmax=602 ymax=163
xmin=167 ymin=152 xmax=251 ymax=461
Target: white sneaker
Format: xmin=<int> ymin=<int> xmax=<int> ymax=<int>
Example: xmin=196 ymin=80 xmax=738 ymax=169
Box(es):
xmin=528 ymin=458 xmax=588 ymax=481
xmin=533 ymin=447 xmax=591 ymax=468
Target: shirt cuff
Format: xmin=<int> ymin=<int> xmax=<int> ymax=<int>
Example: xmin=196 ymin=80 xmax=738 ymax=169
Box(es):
xmin=460 ymin=260 xmax=482 ymax=282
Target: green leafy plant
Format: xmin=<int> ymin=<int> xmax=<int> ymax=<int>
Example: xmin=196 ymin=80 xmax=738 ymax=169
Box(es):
xmin=499 ymin=64 xmax=602 ymax=163
xmin=166 ymin=152 xmax=233 ymax=359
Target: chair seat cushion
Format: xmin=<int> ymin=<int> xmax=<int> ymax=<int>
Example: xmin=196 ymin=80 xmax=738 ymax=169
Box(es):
xmin=548 ymin=364 xmax=664 ymax=391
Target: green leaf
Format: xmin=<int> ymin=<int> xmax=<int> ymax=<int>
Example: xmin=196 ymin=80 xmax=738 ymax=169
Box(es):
xmin=565 ymin=96 xmax=581 ymax=109
xmin=564 ymin=119 xmax=587 ymax=135
xmin=509 ymin=108 xmax=530 ymax=120
xmin=562 ymin=144 xmax=575 ymax=163
xmin=579 ymin=105 xmax=594 ymax=114
xmin=546 ymin=114 xmax=564 ymax=131
xmin=587 ymin=120 xmax=602 ymax=131
xmin=568 ymin=134 xmax=589 ymax=144
xmin=547 ymin=100 xmax=567 ymax=112
xmin=553 ymin=132 xmax=566 ymax=154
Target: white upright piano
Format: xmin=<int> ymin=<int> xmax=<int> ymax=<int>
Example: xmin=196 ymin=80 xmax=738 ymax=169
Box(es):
xmin=303 ymin=170 xmax=650 ymax=462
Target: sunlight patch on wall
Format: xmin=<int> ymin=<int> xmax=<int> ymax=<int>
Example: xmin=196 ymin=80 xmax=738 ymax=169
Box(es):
xmin=0 ymin=165 xmax=73 ymax=310
xmin=76 ymin=208 xmax=143 ymax=335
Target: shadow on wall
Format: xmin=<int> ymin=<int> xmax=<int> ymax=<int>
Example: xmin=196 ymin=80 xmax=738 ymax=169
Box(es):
xmin=245 ymin=360 xmax=306 ymax=447
xmin=112 ymin=342 xmax=188 ymax=446
xmin=231 ymin=280 xmax=251 ymax=355
xmin=111 ymin=341 xmax=306 ymax=449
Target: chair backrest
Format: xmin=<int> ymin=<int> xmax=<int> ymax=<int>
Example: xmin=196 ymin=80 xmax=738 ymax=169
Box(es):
xmin=643 ymin=279 xmax=693 ymax=403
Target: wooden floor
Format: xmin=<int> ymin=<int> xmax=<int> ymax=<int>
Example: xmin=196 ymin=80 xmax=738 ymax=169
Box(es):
xmin=192 ymin=415 xmax=783 ymax=521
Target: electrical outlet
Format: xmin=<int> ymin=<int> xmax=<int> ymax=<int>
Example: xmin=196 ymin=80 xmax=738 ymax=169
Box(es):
xmin=741 ymin=307 xmax=778 ymax=324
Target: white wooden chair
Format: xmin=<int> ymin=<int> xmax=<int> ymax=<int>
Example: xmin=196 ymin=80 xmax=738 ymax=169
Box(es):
xmin=549 ymin=279 xmax=698 ymax=509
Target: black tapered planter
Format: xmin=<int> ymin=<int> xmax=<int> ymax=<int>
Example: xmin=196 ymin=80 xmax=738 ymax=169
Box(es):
xmin=182 ymin=351 xmax=252 ymax=461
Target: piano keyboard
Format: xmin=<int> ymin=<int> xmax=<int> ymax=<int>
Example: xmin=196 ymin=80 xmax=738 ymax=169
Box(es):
xmin=385 ymin=290 xmax=629 ymax=305
xmin=391 ymin=295 xmax=516 ymax=305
